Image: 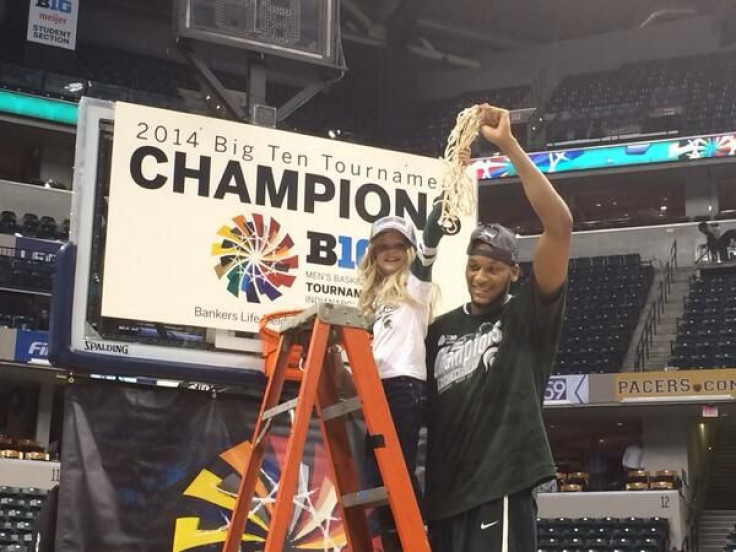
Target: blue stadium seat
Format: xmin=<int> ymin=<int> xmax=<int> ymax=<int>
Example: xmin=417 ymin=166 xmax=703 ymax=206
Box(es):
xmin=543 ymin=255 xmax=653 ymax=374
xmin=672 ymin=272 xmax=736 ymax=368
xmin=36 ymin=217 xmax=57 ymax=240
xmin=539 ymin=518 xmax=668 ymax=552
xmin=0 ymin=212 xmax=17 ymax=235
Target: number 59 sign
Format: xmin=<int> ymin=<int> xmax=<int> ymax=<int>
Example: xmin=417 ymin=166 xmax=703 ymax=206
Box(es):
xmin=27 ymin=0 xmax=80 ymax=50
xmin=544 ymin=375 xmax=589 ymax=405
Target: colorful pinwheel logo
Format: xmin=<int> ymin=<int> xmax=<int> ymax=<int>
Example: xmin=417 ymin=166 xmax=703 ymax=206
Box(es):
xmin=212 ymin=213 xmax=299 ymax=303
xmin=173 ymin=438 xmax=348 ymax=552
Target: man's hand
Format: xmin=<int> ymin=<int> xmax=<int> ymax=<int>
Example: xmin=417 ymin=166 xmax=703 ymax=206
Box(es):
xmin=478 ymin=104 xmax=516 ymax=152
xmin=458 ymin=146 xmax=471 ymax=165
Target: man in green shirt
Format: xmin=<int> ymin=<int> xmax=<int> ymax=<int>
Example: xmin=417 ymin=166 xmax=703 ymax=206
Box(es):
xmin=425 ymin=105 xmax=573 ymax=552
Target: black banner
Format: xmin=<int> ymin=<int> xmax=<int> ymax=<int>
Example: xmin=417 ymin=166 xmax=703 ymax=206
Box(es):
xmin=57 ymin=381 xmax=353 ymax=552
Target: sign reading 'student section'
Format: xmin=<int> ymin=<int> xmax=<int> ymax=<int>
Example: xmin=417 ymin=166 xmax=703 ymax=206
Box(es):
xmin=102 ymin=103 xmax=475 ymax=332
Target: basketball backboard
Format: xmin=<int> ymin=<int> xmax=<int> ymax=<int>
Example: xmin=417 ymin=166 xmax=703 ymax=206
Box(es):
xmin=49 ymin=98 xmax=476 ymax=385
xmin=49 ymin=99 xmax=265 ymax=384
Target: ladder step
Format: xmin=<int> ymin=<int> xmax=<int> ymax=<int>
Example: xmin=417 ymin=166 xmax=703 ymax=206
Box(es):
xmin=321 ymin=397 xmax=362 ymax=421
xmin=276 ymin=303 xmax=370 ymax=333
xmin=263 ymin=398 xmax=298 ymax=421
xmin=342 ymin=487 xmax=389 ymax=509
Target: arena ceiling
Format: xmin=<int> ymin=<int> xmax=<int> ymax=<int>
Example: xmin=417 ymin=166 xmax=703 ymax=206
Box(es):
xmin=416 ymin=0 xmax=719 ymax=46
xmin=346 ymin=0 xmax=727 ymax=55
xmin=68 ymin=0 xmax=727 ymax=54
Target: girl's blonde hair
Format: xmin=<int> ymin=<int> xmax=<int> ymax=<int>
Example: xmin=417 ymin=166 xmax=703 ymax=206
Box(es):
xmin=358 ymin=241 xmax=419 ymax=320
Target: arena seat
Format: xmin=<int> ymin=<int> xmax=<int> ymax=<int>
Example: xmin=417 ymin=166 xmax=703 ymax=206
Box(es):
xmin=542 ymin=52 xmax=736 ymax=145
xmin=561 ymin=536 xmax=586 ymax=549
xmin=35 ymin=217 xmax=57 ymax=240
xmin=58 ymin=219 xmax=70 ymax=241
xmin=5 ymin=256 xmax=54 ymax=293
xmin=0 ymin=256 xmax=11 ymax=286
xmin=19 ymin=215 xmax=39 ymax=238
xmin=671 ymin=272 xmax=736 ymax=369
xmin=537 ymin=518 xmax=669 ymax=552
xmin=0 ymin=488 xmax=46 ymax=552
xmin=650 ymin=470 xmax=678 ymax=490
xmin=0 ymin=545 xmax=29 ymax=552
xmin=725 ymin=526 xmax=736 ymax=551
xmin=514 ymin=254 xmax=653 ymax=375
xmin=585 ymin=537 xmax=610 ymax=550
xmin=0 ymin=63 xmax=44 ymax=95
xmin=9 ymin=263 xmax=32 ymax=290
xmin=401 ymin=85 xmax=531 ymax=157
xmin=5 ymin=43 xmax=736 ymax=153
xmin=0 ymin=212 xmax=17 ymax=235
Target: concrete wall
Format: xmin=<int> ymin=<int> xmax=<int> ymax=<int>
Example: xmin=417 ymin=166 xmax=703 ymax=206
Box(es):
xmin=0 ymin=328 xmax=16 ymax=359
xmin=643 ymin=415 xmax=691 ymax=475
xmin=686 ymin=420 xmax=717 ymax=506
xmin=38 ymin=134 xmax=75 ymax=188
xmin=539 ymin=490 xmax=687 ymax=549
xmin=0 ymin=458 xmax=60 ymax=489
xmin=685 ymin=180 xmax=720 ymax=219
xmin=0 ymin=179 xmax=72 ymax=223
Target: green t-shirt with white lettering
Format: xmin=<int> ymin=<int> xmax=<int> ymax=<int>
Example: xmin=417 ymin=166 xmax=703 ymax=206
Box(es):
xmin=425 ymin=276 xmax=566 ymax=521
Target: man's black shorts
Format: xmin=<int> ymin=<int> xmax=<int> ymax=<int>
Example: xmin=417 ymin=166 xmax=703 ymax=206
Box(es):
xmin=428 ymin=489 xmax=537 ymax=552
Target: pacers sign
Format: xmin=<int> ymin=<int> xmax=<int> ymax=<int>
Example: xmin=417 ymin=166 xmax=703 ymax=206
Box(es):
xmin=615 ymin=369 xmax=736 ymax=401
xmin=102 ymin=102 xmax=475 ymax=332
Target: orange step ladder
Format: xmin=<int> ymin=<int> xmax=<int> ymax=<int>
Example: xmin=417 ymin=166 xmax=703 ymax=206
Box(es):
xmin=222 ymin=303 xmax=430 ymax=552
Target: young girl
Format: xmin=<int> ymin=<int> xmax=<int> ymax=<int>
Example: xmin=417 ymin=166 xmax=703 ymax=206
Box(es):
xmin=357 ymin=197 xmax=446 ymax=550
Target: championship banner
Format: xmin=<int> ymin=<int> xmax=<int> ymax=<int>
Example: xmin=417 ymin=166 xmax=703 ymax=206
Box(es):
xmin=58 ymin=382 xmax=357 ymax=552
xmin=102 ymin=103 xmax=474 ymax=332
xmin=615 ymin=368 xmax=736 ymax=401
xmin=26 ymin=0 xmax=80 ymax=50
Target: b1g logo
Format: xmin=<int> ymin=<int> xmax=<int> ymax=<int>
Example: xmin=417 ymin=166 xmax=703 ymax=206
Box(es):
xmin=306 ymin=231 xmax=369 ymax=270
xmin=212 ymin=213 xmax=298 ymax=303
xmin=35 ymin=0 xmax=73 ymax=12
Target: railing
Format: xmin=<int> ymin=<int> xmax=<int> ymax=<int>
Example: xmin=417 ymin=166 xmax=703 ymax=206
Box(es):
xmin=634 ymin=240 xmax=678 ymax=371
xmin=686 ymin=421 xmax=720 ymax=552
xmin=687 ymin=477 xmax=704 ymax=552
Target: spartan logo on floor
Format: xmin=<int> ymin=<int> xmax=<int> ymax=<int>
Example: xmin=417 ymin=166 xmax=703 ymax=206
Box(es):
xmin=212 ymin=213 xmax=299 ymax=303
